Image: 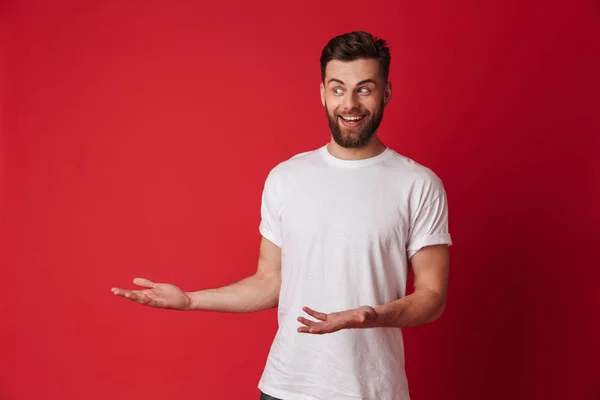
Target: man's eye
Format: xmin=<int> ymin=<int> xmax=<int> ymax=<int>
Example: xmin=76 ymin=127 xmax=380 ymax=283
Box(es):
xmin=333 ymin=88 xmax=344 ymax=94
xmin=358 ymin=87 xmax=371 ymax=94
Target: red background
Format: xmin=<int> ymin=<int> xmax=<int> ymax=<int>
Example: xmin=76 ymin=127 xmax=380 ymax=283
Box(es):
xmin=1 ymin=0 xmax=599 ymax=399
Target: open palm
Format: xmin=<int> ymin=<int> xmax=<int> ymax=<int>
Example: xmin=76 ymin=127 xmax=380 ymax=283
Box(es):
xmin=297 ymin=305 xmax=378 ymax=334
xmin=111 ymin=278 xmax=192 ymax=310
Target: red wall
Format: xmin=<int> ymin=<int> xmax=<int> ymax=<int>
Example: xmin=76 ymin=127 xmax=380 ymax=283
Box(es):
xmin=1 ymin=1 xmax=599 ymax=399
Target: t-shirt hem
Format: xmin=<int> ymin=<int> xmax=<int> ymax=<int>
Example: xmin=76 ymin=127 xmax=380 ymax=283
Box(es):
xmin=407 ymin=233 xmax=452 ymax=257
xmin=259 ymin=226 xmax=282 ymax=248
xmin=258 ymin=383 xmax=321 ymax=400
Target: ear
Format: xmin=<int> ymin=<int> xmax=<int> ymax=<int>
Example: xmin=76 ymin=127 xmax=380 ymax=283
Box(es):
xmin=320 ymin=82 xmax=326 ymax=107
xmin=384 ymin=81 xmax=392 ymax=106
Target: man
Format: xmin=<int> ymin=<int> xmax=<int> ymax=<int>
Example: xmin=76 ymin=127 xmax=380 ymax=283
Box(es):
xmin=112 ymin=31 xmax=452 ymax=400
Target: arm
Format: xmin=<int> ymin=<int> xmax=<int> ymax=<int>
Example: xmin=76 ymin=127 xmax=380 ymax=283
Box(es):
xmin=297 ymin=244 xmax=449 ymax=333
xmin=111 ymin=236 xmax=282 ymax=313
xmin=186 ymin=237 xmax=282 ymax=312
xmin=371 ymin=244 xmax=449 ymax=328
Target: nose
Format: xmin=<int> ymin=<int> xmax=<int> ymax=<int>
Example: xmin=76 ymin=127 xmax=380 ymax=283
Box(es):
xmin=342 ymin=91 xmax=359 ymax=111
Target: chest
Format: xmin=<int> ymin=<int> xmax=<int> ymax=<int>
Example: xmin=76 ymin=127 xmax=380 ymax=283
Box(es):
xmin=280 ymin=174 xmax=411 ymax=246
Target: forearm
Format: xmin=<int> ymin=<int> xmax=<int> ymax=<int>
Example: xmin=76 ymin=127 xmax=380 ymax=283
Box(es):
xmin=371 ymin=288 xmax=446 ymax=328
xmin=185 ymin=272 xmax=280 ymax=313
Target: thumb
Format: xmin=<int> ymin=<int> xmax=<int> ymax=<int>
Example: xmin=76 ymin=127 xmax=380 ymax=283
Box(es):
xmin=133 ymin=277 xmax=155 ymax=288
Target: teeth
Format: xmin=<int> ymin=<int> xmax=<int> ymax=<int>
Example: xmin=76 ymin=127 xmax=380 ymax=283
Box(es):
xmin=341 ymin=115 xmax=363 ymax=121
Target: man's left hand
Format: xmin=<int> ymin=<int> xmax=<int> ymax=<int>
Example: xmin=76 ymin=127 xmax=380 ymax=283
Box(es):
xmin=297 ymin=305 xmax=378 ymax=334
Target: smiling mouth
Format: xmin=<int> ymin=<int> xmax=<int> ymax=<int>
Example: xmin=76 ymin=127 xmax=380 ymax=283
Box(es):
xmin=338 ymin=115 xmax=367 ymax=128
xmin=339 ymin=115 xmax=366 ymax=123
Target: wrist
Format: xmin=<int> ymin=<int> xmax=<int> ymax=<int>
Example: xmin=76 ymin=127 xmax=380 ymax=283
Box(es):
xmin=355 ymin=305 xmax=379 ymax=328
xmin=183 ymin=292 xmax=195 ymax=310
xmin=371 ymin=303 xmax=397 ymax=328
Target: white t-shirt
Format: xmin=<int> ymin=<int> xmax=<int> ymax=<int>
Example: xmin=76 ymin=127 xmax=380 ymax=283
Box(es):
xmin=257 ymin=145 xmax=452 ymax=400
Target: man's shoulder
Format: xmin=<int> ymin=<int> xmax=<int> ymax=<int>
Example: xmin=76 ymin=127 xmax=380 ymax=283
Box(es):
xmin=283 ymin=146 xmax=323 ymax=165
xmin=267 ymin=146 xmax=323 ymax=179
xmin=385 ymin=149 xmax=443 ymax=184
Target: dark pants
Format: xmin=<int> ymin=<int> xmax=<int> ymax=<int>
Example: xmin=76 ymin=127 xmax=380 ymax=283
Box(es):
xmin=260 ymin=392 xmax=282 ymax=400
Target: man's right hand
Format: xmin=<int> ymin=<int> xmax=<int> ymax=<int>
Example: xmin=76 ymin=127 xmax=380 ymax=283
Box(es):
xmin=111 ymin=278 xmax=192 ymax=310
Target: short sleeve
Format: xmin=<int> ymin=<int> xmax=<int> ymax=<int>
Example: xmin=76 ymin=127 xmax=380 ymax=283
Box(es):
xmin=406 ymin=176 xmax=452 ymax=259
xmin=259 ymin=171 xmax=282 ymax=248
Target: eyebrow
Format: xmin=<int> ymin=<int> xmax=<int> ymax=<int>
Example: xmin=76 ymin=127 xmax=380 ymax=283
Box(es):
xmin=327 ymin=78 xmax=377 ymax=86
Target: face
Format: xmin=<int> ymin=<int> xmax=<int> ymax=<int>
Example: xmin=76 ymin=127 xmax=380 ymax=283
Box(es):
xmin=320 ymin=58 xmax=391 ymax=148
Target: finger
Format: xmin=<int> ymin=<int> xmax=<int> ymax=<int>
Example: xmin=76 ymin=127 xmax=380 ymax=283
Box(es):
xmin=297 ymin=325 xmax=326 ymax=334
xmin=124 ymin=290 xmax=143 ymax=302
xmin=123 ymin=290 xmax=151 ymax=304
xmin=133 ymin=277 xmax=155 ymax=289
xmin=111 ymin=288 xmax=131 ymax=297
xmin=112 ymin=288 xmax=159 ymax=307
xmin=302 ymin=307 xmax=327 ymax=321
xmin=297 ymin=317 xmax=318 ymax=327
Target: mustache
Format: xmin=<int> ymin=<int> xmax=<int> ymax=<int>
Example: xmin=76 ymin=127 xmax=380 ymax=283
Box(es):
xmin=335 ymin=108 xmax=369 ymax=115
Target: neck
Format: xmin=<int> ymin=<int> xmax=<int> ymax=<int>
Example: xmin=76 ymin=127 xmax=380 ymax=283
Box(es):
xmin=327 ymin=136 xmax=386 ymax=160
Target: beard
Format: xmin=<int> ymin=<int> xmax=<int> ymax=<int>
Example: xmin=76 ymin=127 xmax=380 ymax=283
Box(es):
xmin=326 ymin=101 xmax=385 ymax=149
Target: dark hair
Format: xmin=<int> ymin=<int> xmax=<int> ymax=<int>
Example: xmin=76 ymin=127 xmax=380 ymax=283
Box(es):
xmin=320 ymin=31 xmax=391 ymax=82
